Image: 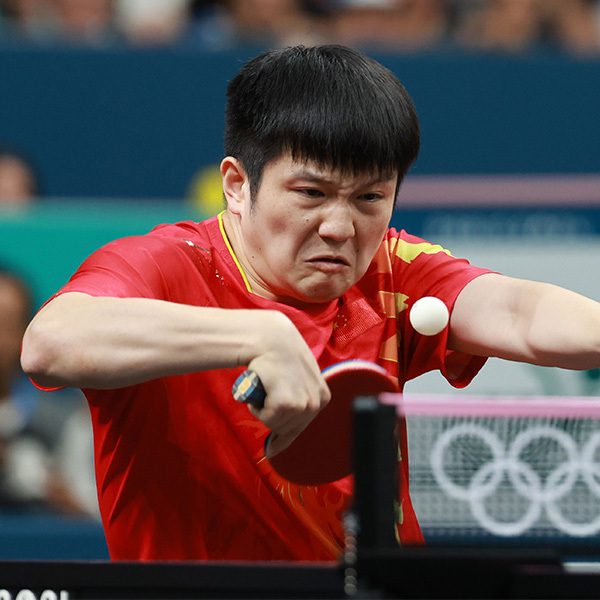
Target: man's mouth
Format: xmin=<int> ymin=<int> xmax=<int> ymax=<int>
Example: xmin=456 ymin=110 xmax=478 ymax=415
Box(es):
xmin=308 ymin=256 xmax=350 ymax=272
xmin=310 ymin=254 xmax=349 ymax=264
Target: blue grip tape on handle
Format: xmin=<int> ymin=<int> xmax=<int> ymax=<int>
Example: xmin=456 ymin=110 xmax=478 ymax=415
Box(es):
xmin=232 ymin=369 xmax=266 ymax=409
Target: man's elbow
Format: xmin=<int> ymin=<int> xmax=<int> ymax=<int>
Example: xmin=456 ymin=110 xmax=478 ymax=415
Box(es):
xmin=20 ymin=318 xmax=66 ymax=388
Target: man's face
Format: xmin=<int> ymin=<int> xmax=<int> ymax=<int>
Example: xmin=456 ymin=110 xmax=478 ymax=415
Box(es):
xmin=0 ymin=278 xmax=28 ymax=388
xmin=225 ymin=153 xmax=397 ymax=306
xmin=0 ymin=157 xmax=35 ymax=206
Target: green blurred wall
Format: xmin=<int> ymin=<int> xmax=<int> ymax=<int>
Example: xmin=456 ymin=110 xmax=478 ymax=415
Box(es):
xmin=0 ymin=201 xmax=195 ymax=309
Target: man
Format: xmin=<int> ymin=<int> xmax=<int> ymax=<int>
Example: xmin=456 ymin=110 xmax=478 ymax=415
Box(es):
xmin=20 ymin=45 xmax=600 ymax=561
xmin=0 ymin=150 xmax=38 ymax=206
xmin=0 ymin=267 xmax=87 ymax=514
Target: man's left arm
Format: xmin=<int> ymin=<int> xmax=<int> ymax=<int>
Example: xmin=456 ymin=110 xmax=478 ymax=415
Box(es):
xmin=448 ymin=273 xmax=600 ymax=370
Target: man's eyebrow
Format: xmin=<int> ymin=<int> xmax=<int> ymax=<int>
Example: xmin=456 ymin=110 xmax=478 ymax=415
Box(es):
xmin=289 ymin=168 xmax=333 ymax=183
xmin=289 ymin=168 xmax=395 ymax=186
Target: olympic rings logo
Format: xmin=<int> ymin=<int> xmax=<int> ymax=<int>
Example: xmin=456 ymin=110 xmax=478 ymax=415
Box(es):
xmin=430 ymin=423 xmax=600 ymax=537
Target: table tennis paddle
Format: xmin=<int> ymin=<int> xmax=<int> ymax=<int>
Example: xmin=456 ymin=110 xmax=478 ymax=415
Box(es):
xmin=232 ymin=359 xmax=399 ymax=485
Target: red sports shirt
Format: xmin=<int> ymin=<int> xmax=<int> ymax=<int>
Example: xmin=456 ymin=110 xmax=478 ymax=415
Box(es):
xmin=39 ymin=213 xmax=490 ymax=561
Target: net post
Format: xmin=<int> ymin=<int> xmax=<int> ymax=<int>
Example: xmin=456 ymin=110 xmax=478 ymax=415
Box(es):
xmin=350 ymin=394 xmax=397 ymax=550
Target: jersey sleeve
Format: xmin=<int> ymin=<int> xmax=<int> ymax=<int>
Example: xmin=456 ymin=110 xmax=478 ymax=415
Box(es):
xmin=52 ymin=236 xmax=172 ymax=300
xmin=388 ymin=229 xmax=494 ymax=388
xmin=47 ymin=225 xmax=214 ymax=304
xmin=30 ymin=227 xmax=214 ymax=392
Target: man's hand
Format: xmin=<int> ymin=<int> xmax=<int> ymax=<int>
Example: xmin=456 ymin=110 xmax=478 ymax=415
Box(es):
xmin=243 ymin=313 xmax=331 ymax=456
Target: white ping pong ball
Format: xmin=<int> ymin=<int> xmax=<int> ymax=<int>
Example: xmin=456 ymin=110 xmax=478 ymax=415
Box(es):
xmin=409 ymin=297 xmax=449 ymax=336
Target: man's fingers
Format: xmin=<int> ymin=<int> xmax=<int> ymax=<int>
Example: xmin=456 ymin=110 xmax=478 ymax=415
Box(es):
xmin=248 ymin=396 xmax=320 ymax=433
xmin=265 ymin=433 xmax=289 ymax=458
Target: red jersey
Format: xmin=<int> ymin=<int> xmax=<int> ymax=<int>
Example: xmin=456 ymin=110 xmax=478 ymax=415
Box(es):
xmin=43 ymin=213 xmax=490 ymax=561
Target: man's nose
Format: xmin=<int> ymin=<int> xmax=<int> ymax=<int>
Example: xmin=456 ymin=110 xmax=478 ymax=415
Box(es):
xmin=317 ymin=202 xmax=356 ymax=241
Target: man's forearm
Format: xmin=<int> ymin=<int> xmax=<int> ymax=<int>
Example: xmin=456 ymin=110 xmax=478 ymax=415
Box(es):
xmin=450 ymin=274 xmax=600 ymax=370
xmin=521 ymin=281 xmax=600 ymax=370
xmin=21 ymin=292 xmax=285 ymax=389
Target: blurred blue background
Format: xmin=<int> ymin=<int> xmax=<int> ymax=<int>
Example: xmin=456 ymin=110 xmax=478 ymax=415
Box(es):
xmin=1 ymin=46 xmax=599 ymax=201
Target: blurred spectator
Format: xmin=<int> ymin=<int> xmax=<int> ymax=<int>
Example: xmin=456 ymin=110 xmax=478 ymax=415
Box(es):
xmin=215 ymin=0 xmax=324 ymax=47
xmin=55 ymin=403 xmax=100 ymax=517
xmin=182 ymin=0 xmax=235 ymax=49
xmin=453 ymin=0 xmax=600 ymax=55
xmin=50 ymin=0 xmax=116 ymax=43
xmin=114 ymin=0 xmax=190 ymax=46
xmin=310 ymin=0 xmax=450 ymax=50
xmin=0 ymin=0 xmax=117 ymax=44
xmin=0 ymin=266 xmax=96 ymax=516
xmin=185 ymin=0 xmax=450 ymax=50
xmin=453 ymin=0 xmax=546 ymax=53
xmin=543 ymin=0 xmax=600 ymax=55
xmin=0 ymin=150 xmax=39 ymax=208
xmin=0 ymin=0 xmax=55 ymax=40
xmin=2 ymin=0 xmax=598 ymax=54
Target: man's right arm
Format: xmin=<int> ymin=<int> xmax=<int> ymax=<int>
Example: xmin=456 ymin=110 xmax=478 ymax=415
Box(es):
xmin=21 ymin=292 xmax=330 ymax=453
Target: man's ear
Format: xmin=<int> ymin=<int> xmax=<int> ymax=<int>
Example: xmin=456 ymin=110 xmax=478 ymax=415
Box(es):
xmin=221 ymin=156 xmax=249 ymax=216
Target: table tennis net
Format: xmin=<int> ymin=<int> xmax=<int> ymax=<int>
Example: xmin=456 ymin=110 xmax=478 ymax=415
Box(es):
xmin=384 ymin=394 xmax=600 ymax=544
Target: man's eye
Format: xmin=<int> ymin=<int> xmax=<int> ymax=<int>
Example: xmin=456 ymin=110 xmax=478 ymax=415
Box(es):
xmin=300 ymin=188 xmax=323 ymax=197
xmin=359 ymin=193 xmax=382 ymax=202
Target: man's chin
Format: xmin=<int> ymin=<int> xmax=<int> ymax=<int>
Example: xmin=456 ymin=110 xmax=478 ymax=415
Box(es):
xmin=271 ymin=273 xmax=357 ymax=306
xmin=290 ymin=284 xmax=351 ymax=306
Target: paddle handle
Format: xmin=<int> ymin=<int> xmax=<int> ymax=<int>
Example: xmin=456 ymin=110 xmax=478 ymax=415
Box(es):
xmin=232 ymin=369 xmax=266 ymax=409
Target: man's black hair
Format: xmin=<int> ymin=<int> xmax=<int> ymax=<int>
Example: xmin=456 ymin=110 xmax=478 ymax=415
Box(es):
xmin=224 ymin=45 xmax=420 ymax=199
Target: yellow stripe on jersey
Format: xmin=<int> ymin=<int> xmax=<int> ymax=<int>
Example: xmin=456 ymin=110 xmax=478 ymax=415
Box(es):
xmin=218 ymin=211 xmax=254 ymax=294
xmin=394 ymin=239 xmax=452 ymax=264
xmin=377 ymin=290 xmax=396 ymax=317
xmin=378 ymin=335 xmax=399 ymax=364
xmin=377 ymin=292 xmax=408 ymax=318
xmin=396 ymin=292 xmax=409 ymax=314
